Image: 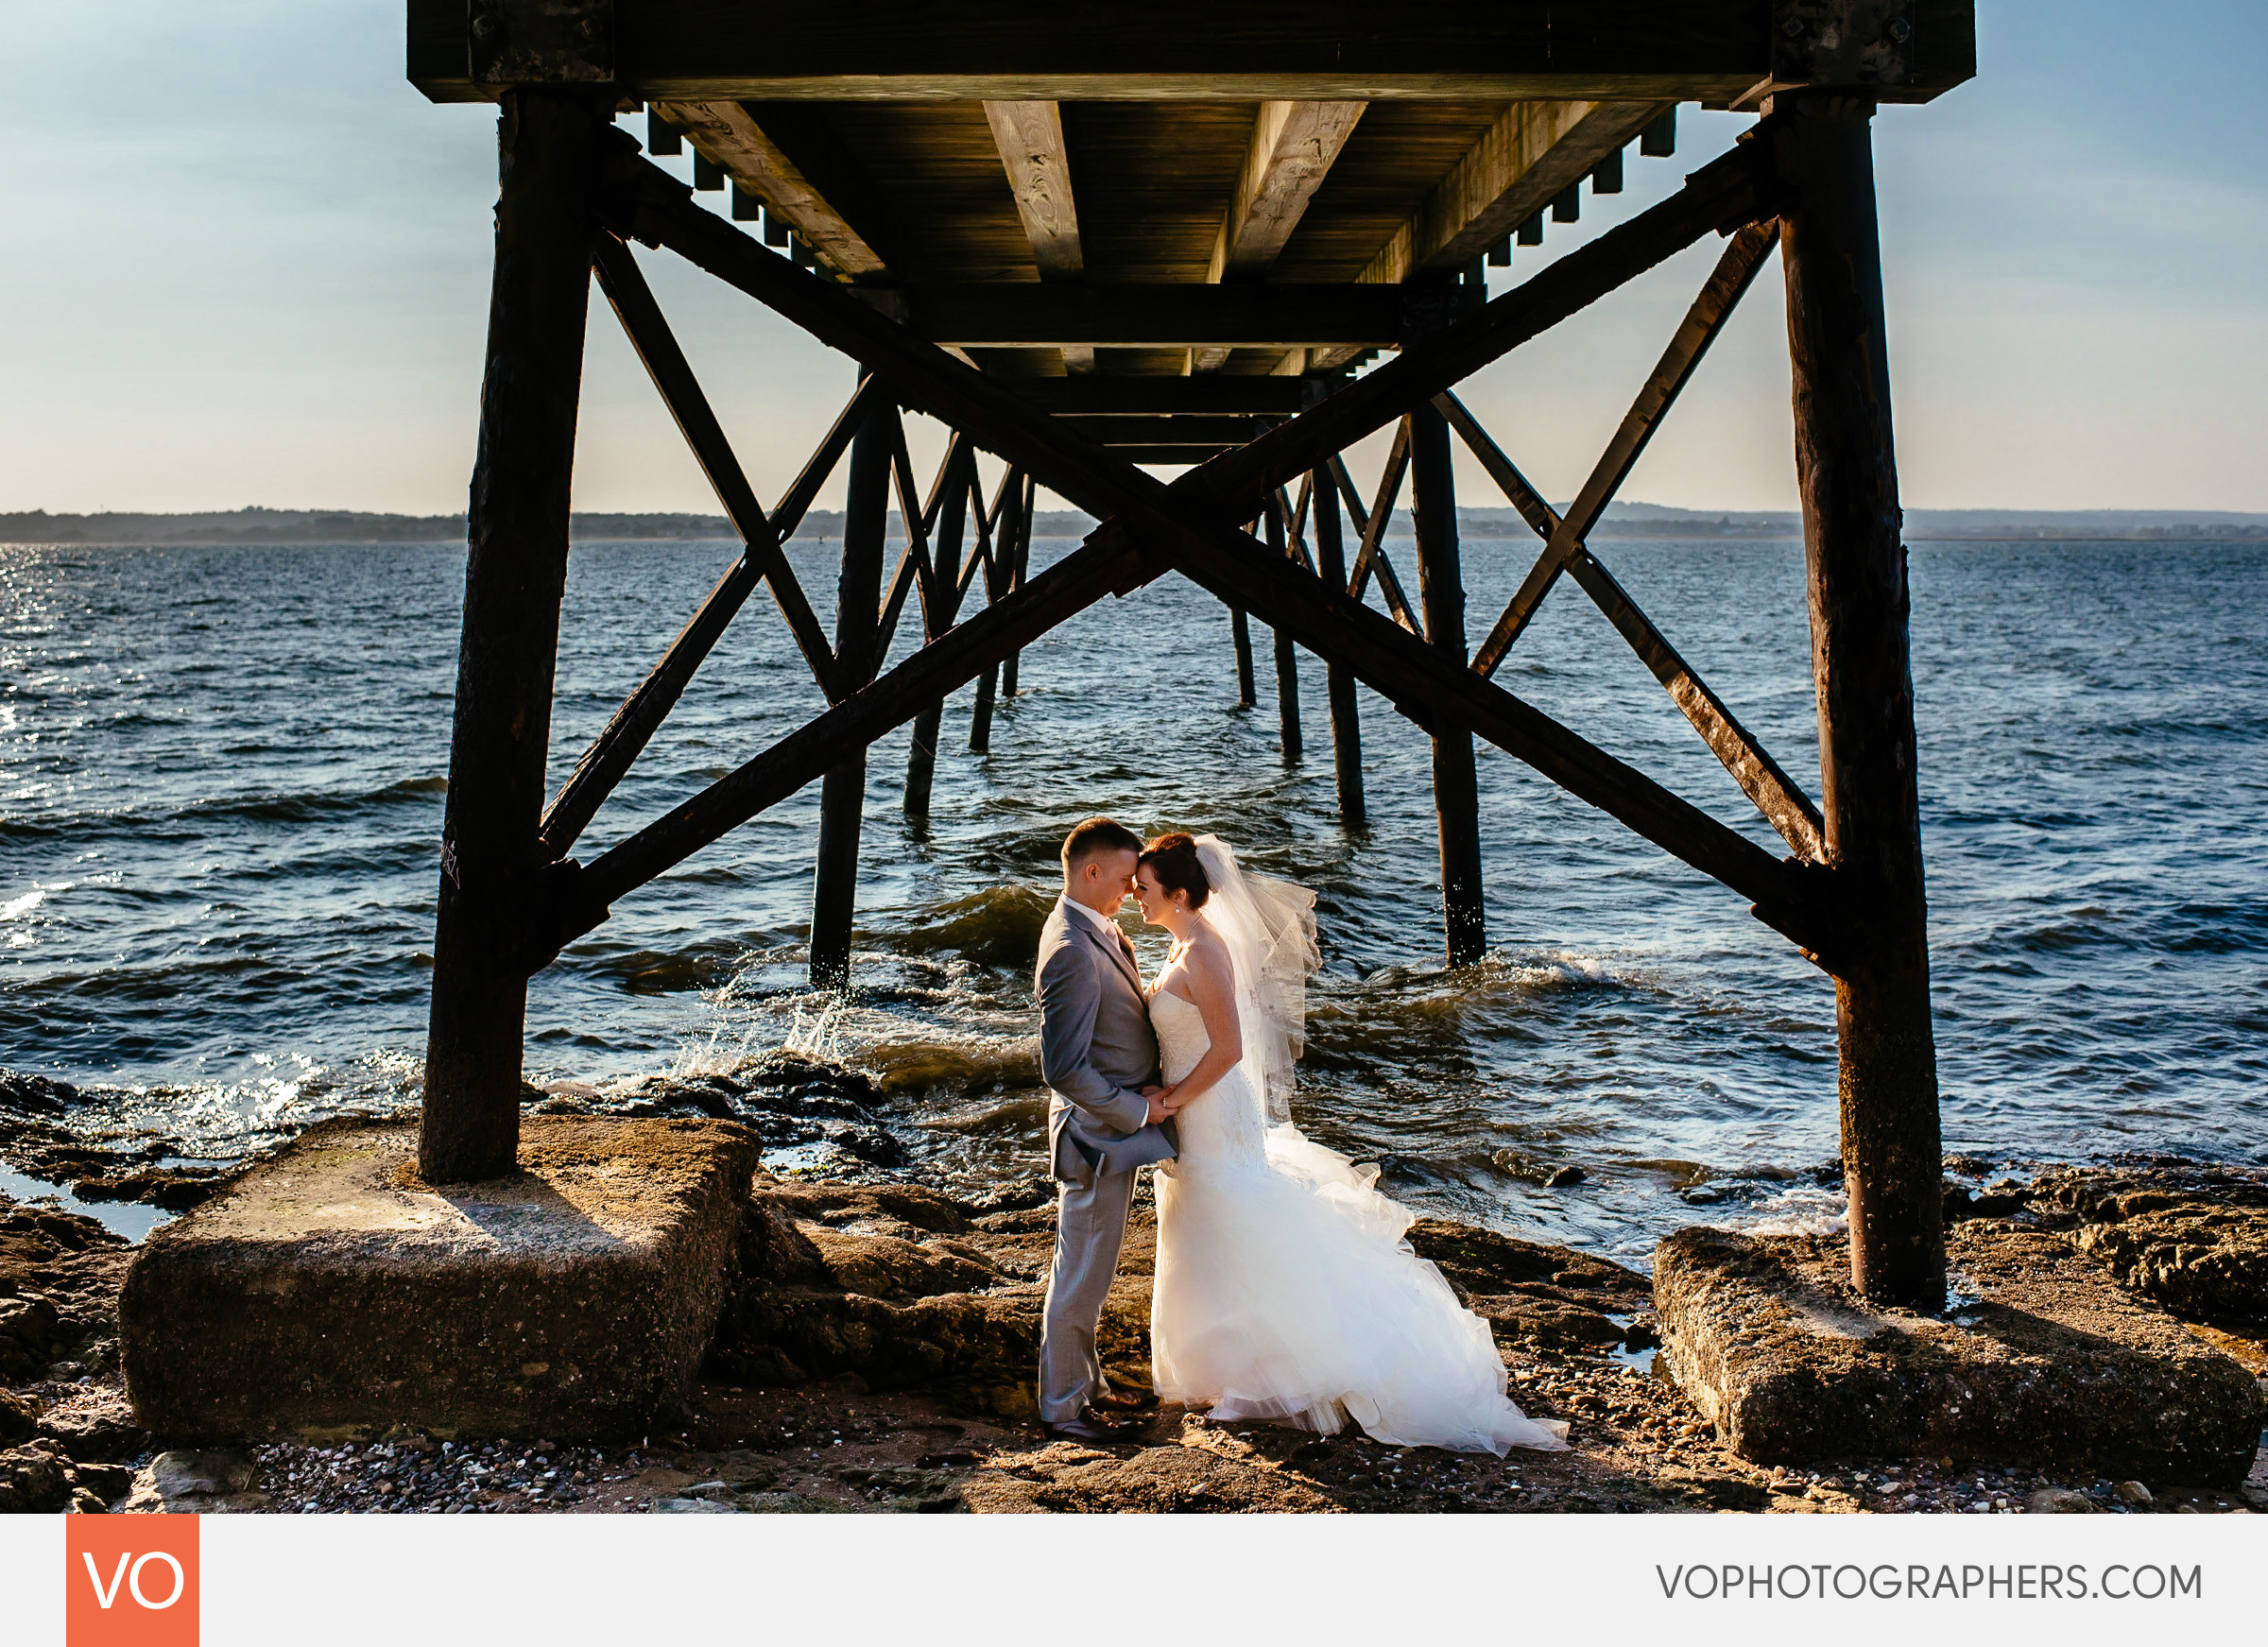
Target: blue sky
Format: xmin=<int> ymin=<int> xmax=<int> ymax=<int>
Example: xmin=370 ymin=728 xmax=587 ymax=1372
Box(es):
xmin=2 ymin=2 xmax=2262 ymax=516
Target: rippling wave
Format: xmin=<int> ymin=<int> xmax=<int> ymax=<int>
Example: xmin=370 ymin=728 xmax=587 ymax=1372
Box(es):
xmin=2 ymin=535 xmax=2263 ymax=1262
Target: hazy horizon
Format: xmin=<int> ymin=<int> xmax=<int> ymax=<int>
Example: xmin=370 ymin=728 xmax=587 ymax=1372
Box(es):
xmin=4 ymin=2 xmax=2263 ymax=518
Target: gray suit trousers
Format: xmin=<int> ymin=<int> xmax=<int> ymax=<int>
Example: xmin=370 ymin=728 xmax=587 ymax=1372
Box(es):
xmin=1038 ymin=1165 xmax=1138 ymax=1424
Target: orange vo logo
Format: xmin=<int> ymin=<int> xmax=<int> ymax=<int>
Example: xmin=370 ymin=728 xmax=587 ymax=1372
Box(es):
xmin=65 ymin=1517 xmax=198 ymax=1647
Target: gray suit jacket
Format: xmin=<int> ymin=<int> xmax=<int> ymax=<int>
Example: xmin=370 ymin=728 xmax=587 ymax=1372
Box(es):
xmin=1036 ymin=898 xmax=1177 ymax=1186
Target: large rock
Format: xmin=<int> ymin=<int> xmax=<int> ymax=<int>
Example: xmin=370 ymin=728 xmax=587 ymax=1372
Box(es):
xmin=1655 ymin=1222 xmax=2265 ymax=1484
xmin=708 ymin=1179 xmax=1640 ymax=1417
xmin=710 ymin=1177 xmax=1068 ymax=1418
xmin=2029 ymin=1164 xmax=2268 ymax=1336
xmin=119 ymin=1116 xmax=756 ymax=1440
xmin=1406 ymin=1218 xmax=1652 ymax=1351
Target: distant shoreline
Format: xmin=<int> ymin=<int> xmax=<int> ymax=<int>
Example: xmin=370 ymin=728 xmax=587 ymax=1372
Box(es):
xmin=5 ymin=504 xmax=2264 ymax=547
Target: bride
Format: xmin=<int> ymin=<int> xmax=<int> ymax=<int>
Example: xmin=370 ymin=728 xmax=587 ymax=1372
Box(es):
xmin=1129 ymin=832 xmax=1568 ymax=1456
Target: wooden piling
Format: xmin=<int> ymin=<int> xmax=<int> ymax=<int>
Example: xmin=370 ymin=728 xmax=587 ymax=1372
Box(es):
xmin=970 ymin=472 xmax=1029 ymax=754
xmin=1229 ymin=609 xmax=1257 ymax=707
xmin=903 ymin=443 xmax=971 ymax=821
xmin=420 ymin=89 xmax=606 ymax=1184
xmin=1265 ymin=498 xmax=1302 ymax=762
xmin=1311 ymin=463 xmax=1366 ymax=826
xmin=1409 ymin=398 xmax=1486 ymax=967
xmin=809 ymin=381 xmax=891 ymax=988
xmin=1778 ymin=94 xmax=1945 ymax=1311
xmin=1000 ymin=479 xmax=1032 ymax=697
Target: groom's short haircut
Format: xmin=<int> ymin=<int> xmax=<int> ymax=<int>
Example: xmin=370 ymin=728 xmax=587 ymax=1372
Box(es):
xmin=1062 ymin=816 xmax=1143 ymax=872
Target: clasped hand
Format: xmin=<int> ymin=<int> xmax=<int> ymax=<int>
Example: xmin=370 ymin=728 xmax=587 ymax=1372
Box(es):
xmin=1141 ymin=1084 xmax=1184 ymax=1126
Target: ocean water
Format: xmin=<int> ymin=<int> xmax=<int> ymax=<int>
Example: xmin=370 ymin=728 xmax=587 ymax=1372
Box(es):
xmin=2 ymin=531 xmax=2262 ymax=1265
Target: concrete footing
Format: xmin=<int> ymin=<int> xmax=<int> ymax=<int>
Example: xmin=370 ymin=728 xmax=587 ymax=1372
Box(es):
xmin=119 ymin=1116 xmax=756 ymax=1440
xmin=1655 ymin=1222 xmax=2266 ymax=1484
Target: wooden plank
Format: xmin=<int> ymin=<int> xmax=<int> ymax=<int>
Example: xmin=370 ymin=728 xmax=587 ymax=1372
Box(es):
xmin=1173 ymin=130 xmax=1778 ymax=526
xmin=1357 ymin=99 xmax=1669 ymax=285
xmin=1441 ymin=387 xmax=1826 ymax=861
xmin=590 ymin=235 xmax=835 ymax=685
xmin=1213 ymin=101 xmax=1368 ymax=280
xmin=1311 ymin=465 xmax=1366 ymax=826
xmin=409 ymin=1 xmax=1978 ymax=105
xmin=1346 ymin=422 xmax=1418 ymax=632
xmin=658 ymin=100 xmax=890 ymax=277
xmin=547 ymin=357 xmax=880 ymax=863
xmin=1560 ymin=545 xmax=1828 ymax=861
xmin=538 ymin=238 xmax=843 ymax=862
xmin=999 ymin=378 xmax=1309 ymax=416
xmin=1438 ymin=390 xmax=1557 ymax=538
xmin=589 ymin=138 xmax=1829 ymax=940
xmin=1060 ymin=415 xmax=1275 ymax=447
xmin=874 ymin=411 xmax=936 ymax=664
xmin=1467 ymin=220 xmax=1778 ymax=674
xmin=1326 ymin=454 xmax=1371 ymax=537
xmin=572 ymin=159 xmax=1833 ymax=957
xmin=561 ymin=500 xmax=1830 ymax=958
xmin=1194 ymin=101 xmax=1364 ymax=377
xmin=983 ymin=100 xmax=1085 ymax=281
xmin=903 ymin=438 xmax=971 ymax=819
xmin=898 ymin=282 xmax=1427 ymax=347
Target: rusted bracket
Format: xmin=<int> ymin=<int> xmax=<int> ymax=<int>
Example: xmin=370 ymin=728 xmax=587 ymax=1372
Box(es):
xmin=469 ymin=0 xmax=613 ymax=86
xmin=1736 ymin=0 xmax=1914 ymax=107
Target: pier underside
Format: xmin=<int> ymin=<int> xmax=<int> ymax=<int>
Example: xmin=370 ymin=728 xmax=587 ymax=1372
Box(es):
xmin=404 ymin=1 xmax=1973 ymax=1312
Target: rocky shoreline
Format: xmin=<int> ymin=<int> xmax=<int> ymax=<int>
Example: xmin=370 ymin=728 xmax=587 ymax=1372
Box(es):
xmin=3 ymin=1065 xmax=2265 ymax=1517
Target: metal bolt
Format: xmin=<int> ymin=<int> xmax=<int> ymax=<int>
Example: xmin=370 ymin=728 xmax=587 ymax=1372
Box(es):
xmin=1886 ymin=16 xmax=1913 ymax=42
xmin=1780 ymin=15 xmax=1809 ymax=37
xmin=471 ymin=10 xmax=503 ymax=42
xmin=576 ymin=13 xmax=605 ymax=42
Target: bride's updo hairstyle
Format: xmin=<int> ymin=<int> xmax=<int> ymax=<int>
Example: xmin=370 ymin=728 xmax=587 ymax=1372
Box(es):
xmin=1138 ymin=832 xmax=1211 ymax=910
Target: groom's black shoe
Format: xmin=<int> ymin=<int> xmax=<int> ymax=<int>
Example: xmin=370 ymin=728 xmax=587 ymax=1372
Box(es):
xmin=1042 ymin=1412 xmax=1137 ymax=1445
xmin=1088 ymin=1387 xmax=1160 ymax=1413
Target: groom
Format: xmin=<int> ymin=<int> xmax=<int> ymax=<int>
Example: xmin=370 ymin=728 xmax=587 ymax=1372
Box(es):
xmin=1034 ymin=816 xmax=1177 ymax=1441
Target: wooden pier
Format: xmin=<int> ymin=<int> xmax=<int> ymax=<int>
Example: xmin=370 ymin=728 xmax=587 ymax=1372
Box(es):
xmin=407 ymin=1 xmax=1974 ymax=1311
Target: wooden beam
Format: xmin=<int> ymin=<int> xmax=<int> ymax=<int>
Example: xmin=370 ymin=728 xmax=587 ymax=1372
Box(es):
xmin=1213 ymin=100 xmax=1367 ymax=281
xmin=1060 ymin=415 xmax=1276 ymax=447
xmin=1440 ymin=387 xmax=1826 ymax=862
xmin=657 ymin=99 xmax=889 ymax=278
xmin=895 ymin=283 xmax=1445 ymax=348
xmin=998 ymin=378 xmax=1309 ymax=416
xmin=591 ymin=236 xmax=836 ymax=683
xmin=410 ymin=1 xmax=1978 ymax=105
xmin=1358 ymin=99 xmax=1670 ymax=285
xmin=1469 ymin=220 xmax=1778 ymax=673
xmin=1311 ymin=464 xmax=1366 ymax=827
xmin=1347 ymin=421 xmax=1418 ymax=633
xmin=573 ymin=144 xmax=1832 ymax=958
xmin=1560 ymin=543 xmax=1828 ymax=862
xmin=984 ymin=100 xmax=1085 ymax=280
xmin=538 ymin=368 xmax=885 ymax=860
xmin=538 ymin=238 xmax=842 ymax=862
xmin=1173 ymin=131 xmax=1778 ymax=529
xmin=560 ymin=505 xmax=1831 ymax=962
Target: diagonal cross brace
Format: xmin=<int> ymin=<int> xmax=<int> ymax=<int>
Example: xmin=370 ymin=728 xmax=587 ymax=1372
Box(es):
xmin=1469 ymin=221 xmax=1779 ymax=672
xmin=554 ymin=122 xmax=1832 ymax=963
xmin=1446 ymin=388 xmax=1827 ymax=862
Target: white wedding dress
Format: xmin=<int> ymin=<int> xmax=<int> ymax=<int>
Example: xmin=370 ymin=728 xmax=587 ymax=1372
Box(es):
xmin=1146 ymin=974 xmax=1569 ymax=1456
